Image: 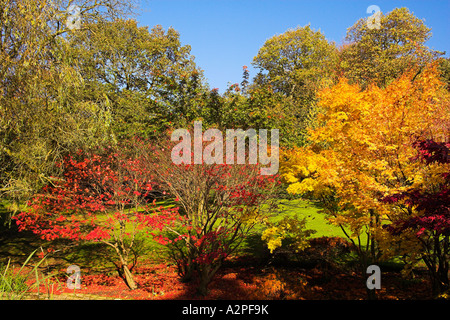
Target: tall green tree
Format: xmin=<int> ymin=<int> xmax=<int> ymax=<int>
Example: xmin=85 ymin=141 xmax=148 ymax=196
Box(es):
xmin=252 ymin=25 xmax=337 ymax=101
xmin=339 ymin=7 xmax=444 ymax=88
xmin=67 ymin=19 xmax=208 ymax=140
xmin=251 ymin=25 xmax=338 ymax=146
xmin=438 ymin=57 xmax=450 ymax=91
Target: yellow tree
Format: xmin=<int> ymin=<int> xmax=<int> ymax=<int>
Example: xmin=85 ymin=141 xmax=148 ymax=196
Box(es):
xmin=282 ymin=64 xmax=449 ymax=298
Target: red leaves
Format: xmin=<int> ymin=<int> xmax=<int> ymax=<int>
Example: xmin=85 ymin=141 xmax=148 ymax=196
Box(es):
xmin=383 ymin=139 xmax=450 ymax=237
xmin=145 ymin=145 xmax=280 ymax=291
xmin=85 ymin=227 xmax=110 ymax=241
xmin=13 ymin=145 xmax=177 ymax=245
xmin=412 ymin=139 xmax=450 ymax=165
xmin=19 ymin=257 xmax=433 ymax=300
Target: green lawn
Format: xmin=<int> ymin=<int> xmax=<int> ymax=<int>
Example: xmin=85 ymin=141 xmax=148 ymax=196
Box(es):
xmin=73 ymin=198 xmax=349 ymax=267
xmin=235 ymin=198 xmax=352 ymax=259
xmin=1 ymin=196 xmax=408 ymax=277
xmin=0 ymin=197 xmax=361 ymax=271
xmin=272 ymin=199 xmax=345 ymax=238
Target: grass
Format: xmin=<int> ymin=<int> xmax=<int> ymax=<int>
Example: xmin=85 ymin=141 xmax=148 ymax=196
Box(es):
xmin=59 ymin=198 xmax=178 ymax=271
xmin=1 ymin=197 xmax=347 ymax=260
xmin=0 ymin=250 xmax=62 ymax=300
xmin=235 ymin=198 xmax=348 ymax=260
xmin=54 ymin=198 xmax=343 ymax=271
xmin=0 ymin=197 xmax=378 ymax=275
xmin=0 ymin=197 xmax=431 ymax=300
xmin=272 ymin=199 xmax=345 ymax=238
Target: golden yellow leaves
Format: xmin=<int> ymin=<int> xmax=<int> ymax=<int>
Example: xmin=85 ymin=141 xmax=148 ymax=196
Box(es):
xmin=261 ymin=215 xmax=316 ymax=254
xmin=281 ymin=148 xmax=336 ymax=199
xmin=261 ymin=226 xmax=283 ymax=254
xmin=281 ymin=63 xmax=449 ymax=247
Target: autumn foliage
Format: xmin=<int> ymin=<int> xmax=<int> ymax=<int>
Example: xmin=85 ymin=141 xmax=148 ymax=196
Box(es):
xmin=138 ymin=141 xmax=280 ymax=295
xmin=281 ymin=63 xmax=450 ymax=297
xmin=383 ymin=139 xmax=449 ymax=295
xmin=3 ymin=3 xmax=450 ymax=301
xmin=14 ymin=143 xmax=179 ymax=290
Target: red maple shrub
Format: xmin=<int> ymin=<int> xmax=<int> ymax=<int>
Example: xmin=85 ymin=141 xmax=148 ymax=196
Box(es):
xmin=383 ymin=139 xmax=450 ymax=296
xmin=14 ymin=142 xmax=179 ymax=290
xmin=137 ymin=139 xmax=281 ymax=296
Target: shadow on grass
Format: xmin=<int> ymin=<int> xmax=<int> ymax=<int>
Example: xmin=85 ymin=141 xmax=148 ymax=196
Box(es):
xmin=0 ymin=201 xmax=165 ymax=276
xmin=233 ymin=232 xmax=329 ymax=269
xmin=0 ymin=221 xmax=46 ymax=266
xmin=0 ymin=217 xmax=112 ymax=278
xmin=237 ymin=232 xmax=271 ymax=262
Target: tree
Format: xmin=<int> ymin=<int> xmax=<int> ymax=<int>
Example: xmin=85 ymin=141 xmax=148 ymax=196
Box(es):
xmin=383 ymin=139 xmax=449 ymax=296
xmin=0 ymin=0 xmax=135 ymax=220
xmin=282 ymin=63 xmax=449 ymax=299
xmin=139 ymin=137 xmax=280 ymax=295
xmin=14 ymin=142 xmax=178 ymax=290
xmin=251 ymin=25 xmax=337 ymax=146
xmin=438 ymin=57 xmax=450 ymax=91
xmin=67 ymin=19 xmax=208 ymax=140
xmin=252 ymin=25 xmax=337 ymax=102
xmin=339 ymin=7 xmax=443 ymax=88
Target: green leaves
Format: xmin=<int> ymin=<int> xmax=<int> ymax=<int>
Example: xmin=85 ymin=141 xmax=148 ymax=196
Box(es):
xmin=67 ymin=19 xmax=207 ymax=140
xmin=253 ymin=25 xmax=337 ymax=99
xmin=0 ymin=0 xmax=137 ymax=203
xmin=340 ymin=7 xmax=444 ymax=88
xmin=250 ymin=25 xmax=338 ymax=147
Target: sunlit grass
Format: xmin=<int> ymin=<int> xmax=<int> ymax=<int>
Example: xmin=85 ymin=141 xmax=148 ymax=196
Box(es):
xmin=271 ymin=199 xmax=345 ymax=238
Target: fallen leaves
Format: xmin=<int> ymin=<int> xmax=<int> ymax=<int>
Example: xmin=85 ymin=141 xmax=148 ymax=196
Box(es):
xmin=21 ymin=258 xmax=433 ymax=300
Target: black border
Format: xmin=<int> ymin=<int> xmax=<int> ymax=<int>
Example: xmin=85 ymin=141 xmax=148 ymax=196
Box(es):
xmin=2 ymin=299 xmax=447 ymax=319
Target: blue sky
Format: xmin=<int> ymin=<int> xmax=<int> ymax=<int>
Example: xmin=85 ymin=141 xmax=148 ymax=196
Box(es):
xmin=137 ymin=0 xmax=450 ymax=92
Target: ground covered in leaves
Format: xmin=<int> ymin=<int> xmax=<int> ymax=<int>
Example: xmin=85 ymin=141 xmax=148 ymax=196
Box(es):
xmin=24 ymin=257 xmax=432 ymax=300
xmin=1 ymin=229 xmax=435 ymax=300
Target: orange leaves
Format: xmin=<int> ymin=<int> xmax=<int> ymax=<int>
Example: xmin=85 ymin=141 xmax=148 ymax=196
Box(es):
xmin=19 ymin=255 xmax=433 ymax=300
xmin=283 ymin=64 xmax=450 ymax=259
xmin=253 ymin=273 xmax=287 ymax=299
xmin=315 ymin=65 xmax=449 ymax=158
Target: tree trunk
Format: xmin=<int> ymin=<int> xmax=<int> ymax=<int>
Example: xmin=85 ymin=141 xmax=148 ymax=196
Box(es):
xmin=111 ymin=244 xmax=138 ymax=290
xmin=426 ymin=235 xmax=449 ymax=297
xmin=435 ymin=235 xmax=449 ymax=296
xmin=359 ymin=251 xmax=378 ymax=300
xmin=122 ymin=264 xmax=137 ymax=290
xmin=197 ymin=271 xmax=213 ymax=296
xmin=362 ymin=264 xmax=378 ymax=300
xmin=365 ymin=213 xmax=379 ymax=300
xmin=197 ymin=278 xmax=210 ymax=296
xmin=196 ymin=263 xmax=221 ymax=296
xmin=180 ymin=261 xmax=195 ymax=283
xmin=428 ymin=265 xmax=449 ymax=297
xmin=179 ymin=240 xmax=196 ymax=282
xmin=366 ymin=287 xmax=378 ymax=300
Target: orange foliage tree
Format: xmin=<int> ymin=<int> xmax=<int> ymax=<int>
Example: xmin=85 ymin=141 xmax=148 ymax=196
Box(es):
xmin=282 ymin=64 xmax=449 ymax=298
